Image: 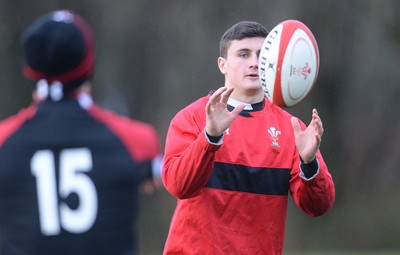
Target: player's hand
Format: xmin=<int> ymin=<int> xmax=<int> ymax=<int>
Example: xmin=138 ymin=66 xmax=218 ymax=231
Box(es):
xmin=205 ymin=87 xmax=245 ymax=137
xmin=291 ymin=108 xmax=323 ymax=163
xmin=139 ymin=177 xmax=163 ymax=195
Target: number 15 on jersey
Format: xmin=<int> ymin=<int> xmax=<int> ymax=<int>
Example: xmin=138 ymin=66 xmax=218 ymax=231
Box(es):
xmin=31 ymin=148 xmax=98 ymax=236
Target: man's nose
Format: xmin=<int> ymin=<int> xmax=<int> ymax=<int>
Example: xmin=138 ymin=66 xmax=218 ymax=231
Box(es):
xmin=250 ymin=54 xmax=259 ymax=68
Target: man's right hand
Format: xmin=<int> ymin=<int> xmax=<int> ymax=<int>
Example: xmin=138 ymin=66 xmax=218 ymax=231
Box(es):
xmin=205 ymin=87 xmax=245 ymax=137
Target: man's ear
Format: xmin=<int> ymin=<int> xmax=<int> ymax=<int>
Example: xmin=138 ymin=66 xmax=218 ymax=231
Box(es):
xmin=217 ymin=57 xmax=226 ymax=75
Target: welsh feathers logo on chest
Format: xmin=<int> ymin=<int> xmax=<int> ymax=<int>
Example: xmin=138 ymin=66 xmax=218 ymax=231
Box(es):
xmin=268 ymin=127 xmax=281 ymax=148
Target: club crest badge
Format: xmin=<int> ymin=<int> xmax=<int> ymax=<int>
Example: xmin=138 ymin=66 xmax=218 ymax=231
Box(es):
xmin=268 ymin=127 xmax=281 ymax=148
xmin=225 ymin=128 xmax=230 ymax=135
xmin=291 ymin=62 xmax=311 ymax=80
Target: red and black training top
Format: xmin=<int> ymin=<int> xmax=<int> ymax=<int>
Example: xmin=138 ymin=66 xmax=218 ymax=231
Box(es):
xmin=162 ymin=93 xmax=335 ymax=255
xmin=0 ymin=96 xmax=160 ymax=255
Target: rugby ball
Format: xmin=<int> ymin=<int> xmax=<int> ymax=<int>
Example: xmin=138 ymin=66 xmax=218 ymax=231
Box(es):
xmin=259 ymin=20 xmax=319 ymax=107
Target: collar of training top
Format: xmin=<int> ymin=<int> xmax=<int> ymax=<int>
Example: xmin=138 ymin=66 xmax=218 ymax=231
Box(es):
xmin=208 ymin=90 xmax=264 ymax=117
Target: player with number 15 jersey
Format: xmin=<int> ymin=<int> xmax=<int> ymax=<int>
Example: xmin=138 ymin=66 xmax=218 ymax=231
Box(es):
xmin=0 ymin=10 xmax=161 ymax=255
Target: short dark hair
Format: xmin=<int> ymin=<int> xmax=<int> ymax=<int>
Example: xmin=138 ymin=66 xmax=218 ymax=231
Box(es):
xmin=219 ymin=21 xmax=269 ymax=58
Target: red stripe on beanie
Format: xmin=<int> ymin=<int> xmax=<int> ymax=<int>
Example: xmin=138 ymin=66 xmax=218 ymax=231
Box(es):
xmin=23 ymin=11 xmax=95 ymax=85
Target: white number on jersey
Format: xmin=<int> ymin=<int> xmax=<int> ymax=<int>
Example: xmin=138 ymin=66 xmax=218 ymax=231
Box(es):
xmin=31 ymin=148 xmax=98 ymax=236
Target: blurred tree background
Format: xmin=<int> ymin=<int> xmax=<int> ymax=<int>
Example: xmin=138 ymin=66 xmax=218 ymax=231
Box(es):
xmin=0 ymin=0 xmax=399 ymax=254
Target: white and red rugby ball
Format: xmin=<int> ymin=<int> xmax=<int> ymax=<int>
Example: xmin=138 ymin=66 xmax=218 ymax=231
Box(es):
xmin=259 ymin=20 xmax=319 ymax=107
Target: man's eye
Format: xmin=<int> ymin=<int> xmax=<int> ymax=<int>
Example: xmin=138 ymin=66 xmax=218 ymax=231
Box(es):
xmin=239 ymin=53 xmax=248 ymax=58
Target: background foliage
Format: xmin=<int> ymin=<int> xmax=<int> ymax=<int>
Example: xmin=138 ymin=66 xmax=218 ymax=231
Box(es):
xmin=0 ymin=0 xmax=399 ymax=254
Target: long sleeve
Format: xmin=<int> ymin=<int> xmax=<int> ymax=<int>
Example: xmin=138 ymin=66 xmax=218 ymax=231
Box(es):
xmin=290 ymin=144 xmax=335 ymax=217
xmin=162 ymin=102 xmax=221 ymax=199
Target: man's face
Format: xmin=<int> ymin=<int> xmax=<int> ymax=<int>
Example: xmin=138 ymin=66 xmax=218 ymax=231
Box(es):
xmin=218 ymin=37 xmax=265 ymax=101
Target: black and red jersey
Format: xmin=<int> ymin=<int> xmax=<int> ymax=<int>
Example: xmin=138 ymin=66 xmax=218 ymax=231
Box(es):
xmin=0 ymin=95 xmax=160 ymax=255
xmin=162 ymin=94 xmax=335 ymax=255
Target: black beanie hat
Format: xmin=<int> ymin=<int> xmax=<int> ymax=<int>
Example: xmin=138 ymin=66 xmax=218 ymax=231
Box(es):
xmin=21 ymin=10 xmax=95 ymax=88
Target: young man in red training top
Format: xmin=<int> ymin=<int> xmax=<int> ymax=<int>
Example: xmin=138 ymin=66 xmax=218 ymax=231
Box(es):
xmin=162 ymin=21 xmax=335 ymax=254
xmin=0 ymin=10 xmax=162 ymax=255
